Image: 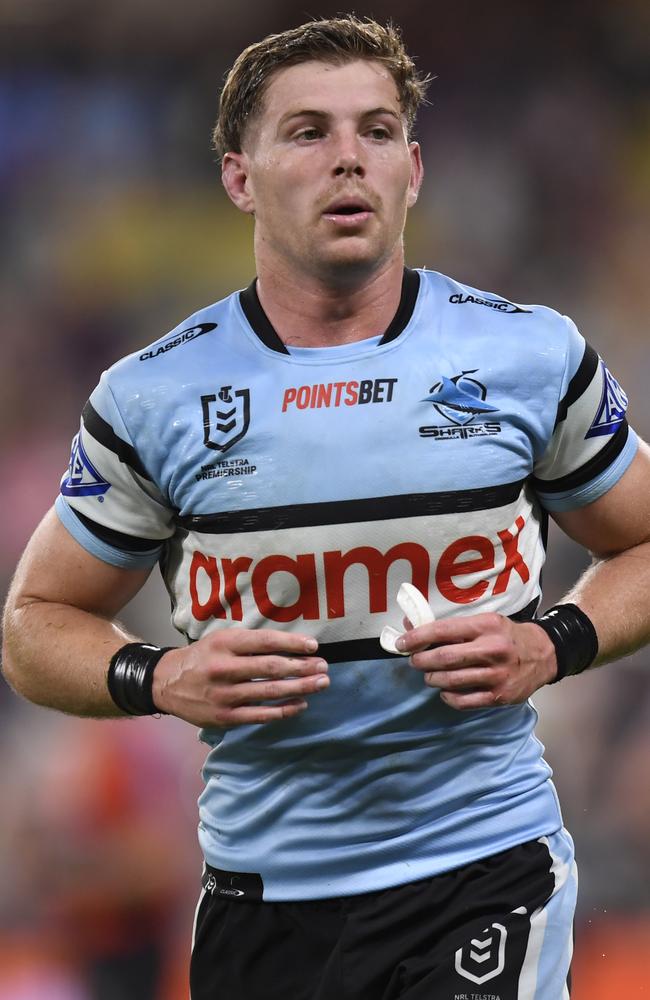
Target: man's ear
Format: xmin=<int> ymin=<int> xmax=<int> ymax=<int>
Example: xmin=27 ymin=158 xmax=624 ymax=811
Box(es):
xmin=406 ymin=142 xmax=424 ymax=209
xmin=222 ymin=152 xmax=255 ymax=214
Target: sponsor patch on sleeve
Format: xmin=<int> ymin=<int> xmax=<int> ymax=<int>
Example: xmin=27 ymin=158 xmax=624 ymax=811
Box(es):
xmin=585 ymin=362 xmax=628 ymax=438
xmin=60 ymin=433 xmax=111 ymax=498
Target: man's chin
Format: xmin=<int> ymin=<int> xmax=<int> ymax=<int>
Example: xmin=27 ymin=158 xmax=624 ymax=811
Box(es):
xmin=313 ymin=243 xmax=390 ymax=284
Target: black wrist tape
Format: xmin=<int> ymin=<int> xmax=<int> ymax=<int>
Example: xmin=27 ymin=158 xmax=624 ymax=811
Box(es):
xmin=107 ymin=643 xmax=174 ymax=715
xmin=534 ymin=604 xmax=599 ymax=683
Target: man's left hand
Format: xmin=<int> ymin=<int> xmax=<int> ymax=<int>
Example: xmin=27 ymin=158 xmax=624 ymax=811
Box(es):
xmin=395 ymin=613 xmax=558 ymax=709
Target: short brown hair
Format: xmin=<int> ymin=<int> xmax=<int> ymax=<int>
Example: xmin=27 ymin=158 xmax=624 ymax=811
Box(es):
xmin=213 ymin=16 xmax=430 ymax=158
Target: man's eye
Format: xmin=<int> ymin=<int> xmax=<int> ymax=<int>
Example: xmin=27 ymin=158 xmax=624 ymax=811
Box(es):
xmin=297 ymin=128 xmax=322 ymax=141
xmin=368 ymin=127 xmax=390 ymax=140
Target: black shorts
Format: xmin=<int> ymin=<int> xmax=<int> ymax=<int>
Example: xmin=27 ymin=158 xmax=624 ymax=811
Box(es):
xmin=190 ymin=834 xmax=576 ymax=1000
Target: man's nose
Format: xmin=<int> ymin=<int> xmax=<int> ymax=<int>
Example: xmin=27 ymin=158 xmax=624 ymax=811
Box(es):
xmin=334 ymin=159 xmax=364 ymax=177
xmin=333 ymin=137 xmax=365 ymax=177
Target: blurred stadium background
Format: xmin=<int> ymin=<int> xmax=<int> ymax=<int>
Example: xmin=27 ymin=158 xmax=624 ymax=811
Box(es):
xmin=0 ymin=0 xmax=648 ymax=996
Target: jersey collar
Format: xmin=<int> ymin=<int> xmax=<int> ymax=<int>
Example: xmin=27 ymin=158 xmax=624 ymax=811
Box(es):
xmin=238 ymin=267 xmax=421 ymax=355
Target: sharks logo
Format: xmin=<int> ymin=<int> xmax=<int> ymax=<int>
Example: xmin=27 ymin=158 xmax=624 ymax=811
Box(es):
xmin=423 ymin=370 xmax=499 ymax=427
xmin=419 ymin=370 xmax=502 ymax=441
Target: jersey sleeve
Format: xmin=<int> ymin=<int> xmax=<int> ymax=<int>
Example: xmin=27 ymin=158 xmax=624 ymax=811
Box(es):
xmin=531 ymin=316 xmax=638 ymax=511
xmin=55 ymin=373 xmax=176 ymax=568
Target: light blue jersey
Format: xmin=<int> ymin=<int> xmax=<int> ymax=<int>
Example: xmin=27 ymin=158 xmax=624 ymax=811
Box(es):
xmin=56 ymin=268 xmax=637 ymax=900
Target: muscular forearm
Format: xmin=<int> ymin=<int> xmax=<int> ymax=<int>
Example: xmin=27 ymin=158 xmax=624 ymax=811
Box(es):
xmin=3 ymin=596 xmax=331 ymax=729
xmin=393 ymin=528 xmax=650 ymax=710
xmin=2 ymin=599 xmax=139 ymax=717
xmin=563 ymin=540 xmax=650 ymax=666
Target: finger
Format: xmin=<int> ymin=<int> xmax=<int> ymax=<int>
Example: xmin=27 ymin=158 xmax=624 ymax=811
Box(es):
xmin=396 ymin=623 xmax=470 ymax=654
xmin=421 ymin=667 xmax=500 ymax=691
xmin=409 ymin=640 xmax=491 ymax=672
xmin=227 ymin=673 xmax=330 ymax=707
xmin=219 ymin=654 xmax=329 ymax=684
xmin=439 ymin=688 xmax=505 ymax=711
xmin=208 ymin=628 xmax=319 ymax=656
xmin=221 ymin=699 xmax=310 ymax=726
xmin=224 ymin=655 xmax=329 ymax=682
xmin=396 ymin=615 xmax=500 ymax=653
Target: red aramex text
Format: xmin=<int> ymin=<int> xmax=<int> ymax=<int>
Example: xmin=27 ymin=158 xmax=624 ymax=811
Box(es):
xmin=189 ymin=517 xmax=530 ymax=623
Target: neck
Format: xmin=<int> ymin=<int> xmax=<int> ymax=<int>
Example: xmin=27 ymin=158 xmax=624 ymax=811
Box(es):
xmin=254 ymin=253 xmax=406 ymax=348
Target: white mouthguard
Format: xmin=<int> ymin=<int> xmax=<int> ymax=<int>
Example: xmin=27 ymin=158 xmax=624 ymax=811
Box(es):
xmin=379 ymin=582 xmax=436 ymax=655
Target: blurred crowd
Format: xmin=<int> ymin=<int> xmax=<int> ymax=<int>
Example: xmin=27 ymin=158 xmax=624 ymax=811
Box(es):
xmin=0 ymin=0 xmax=648 ymax=996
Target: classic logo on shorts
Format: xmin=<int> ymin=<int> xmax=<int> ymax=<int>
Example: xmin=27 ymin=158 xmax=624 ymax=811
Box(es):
xmin=61 ymin=434 xmax=111 ymax=498
xmin=202 ymin=868 xmax=264 ymax=901
xmin=419 ymin=370 xmax=502 ymax=441
xmin=585 ymin=362 xmax=627 ymax=438
xmin=201 ymin=386 xmax=251 ymax=453
xmin=454 ymin=922 xmax=507 ymax=985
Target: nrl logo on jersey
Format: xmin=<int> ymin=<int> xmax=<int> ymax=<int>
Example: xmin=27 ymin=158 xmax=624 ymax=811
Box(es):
xmin=61 ymin=434 xmax=111 ymax=498
xmin=201 ymin=386 xmax=251 ymax=453
xmin=419 ymin=370 xmax=502 ymax=441
xmin=585 ymin=362 xmax=627 ymax=438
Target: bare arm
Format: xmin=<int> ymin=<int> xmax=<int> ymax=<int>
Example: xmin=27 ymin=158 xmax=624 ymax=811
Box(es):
xmin=2 ymin=509 xmax=150 ymax=716
xmin=2 ymin=508 xmax=329 ymax=724
xmin=552 ymin=439 xmax=650 ymax=663
xmin=397 ymin=441 xmax=650 ymax=708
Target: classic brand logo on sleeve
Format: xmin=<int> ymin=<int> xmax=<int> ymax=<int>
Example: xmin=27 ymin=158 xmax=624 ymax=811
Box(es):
xmin=449 ymin=292 xmax=531 ymax=314
xmin=61 ymin=434 xmax=111 ymax=498
xmin=139 ymin=322 xmax=217 ymax=361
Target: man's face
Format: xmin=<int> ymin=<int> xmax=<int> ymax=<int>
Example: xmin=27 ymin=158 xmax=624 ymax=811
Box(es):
xmin=222 ymin=59 xmax=423 ymax=282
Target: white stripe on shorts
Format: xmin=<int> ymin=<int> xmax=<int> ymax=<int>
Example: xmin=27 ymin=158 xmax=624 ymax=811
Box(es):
xmin=517 ymin=829 xmax=578 ymax=999
xmin=190 ymin=877 xmax=208 ymax=1000
xmin=191 ymin=886 xmax=207 ymax=951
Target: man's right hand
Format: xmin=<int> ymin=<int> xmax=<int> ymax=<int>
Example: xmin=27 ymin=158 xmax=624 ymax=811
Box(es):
xmin=152 ymin=629 xmax=330 ymax=727
xmin=2 ymin=511 xmax=330 ymax=724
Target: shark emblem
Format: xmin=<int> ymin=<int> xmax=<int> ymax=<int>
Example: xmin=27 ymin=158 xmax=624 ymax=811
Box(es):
xmin=423 ymin=370 xmax=499 ymax=426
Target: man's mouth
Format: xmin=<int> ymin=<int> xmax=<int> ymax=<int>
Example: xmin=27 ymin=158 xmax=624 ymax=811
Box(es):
xmin=322 ymin=197 xmax=374 ymax=224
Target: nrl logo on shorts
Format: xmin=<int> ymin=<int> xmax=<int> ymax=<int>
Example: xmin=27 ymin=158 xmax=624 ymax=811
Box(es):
xmin=454 ymin=922 xmax=507 ymax=985
xmin=201 ymin=386 xmax=251 ymax=453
